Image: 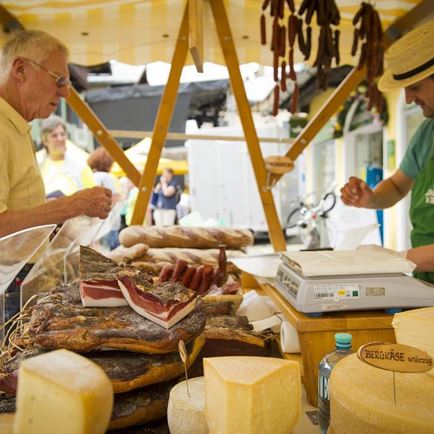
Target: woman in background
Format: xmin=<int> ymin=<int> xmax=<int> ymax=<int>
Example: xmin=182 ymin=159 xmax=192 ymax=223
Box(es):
xmin=38 ymin=115 xmax=95 ymax=197
xmin=87 ymin=147 xmax=122 ymax=249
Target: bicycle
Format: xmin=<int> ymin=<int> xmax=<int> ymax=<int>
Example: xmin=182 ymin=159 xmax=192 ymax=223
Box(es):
xmin=285 ymin=188 xmax=337 ymax=249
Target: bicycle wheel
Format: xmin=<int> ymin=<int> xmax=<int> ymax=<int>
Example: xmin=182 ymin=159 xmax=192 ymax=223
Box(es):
xmin=286 ymin=207 xmax=302 ymax=228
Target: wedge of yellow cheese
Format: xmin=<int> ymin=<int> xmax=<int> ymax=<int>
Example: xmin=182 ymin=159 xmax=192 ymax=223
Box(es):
xmin=329 ymin=354 xmax=434 ymax=434
xmin=14 ymin=349 xmax=113 ymax=434
xmin=204 ymin=356 xmax=301 ymax=434
xmin=392 ymin=307 xmax=434 ymax=376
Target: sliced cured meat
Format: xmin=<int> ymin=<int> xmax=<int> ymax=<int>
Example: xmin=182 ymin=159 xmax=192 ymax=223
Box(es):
xmin=117 ymin=268 xmax=198 ymax=329
xmin=18 ymin=282 xmax=205 ymax=354
xmin=79 ymin=280 xmax=127 ymax=307
xmin=79 ymin=245 xmax=127 ymax=307
xmin=0 ymin=336 xmax=205 ymax=394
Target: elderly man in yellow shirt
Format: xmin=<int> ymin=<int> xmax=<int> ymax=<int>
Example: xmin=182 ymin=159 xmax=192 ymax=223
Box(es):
xmin=0 ymin=30 xmax=112 ymax=320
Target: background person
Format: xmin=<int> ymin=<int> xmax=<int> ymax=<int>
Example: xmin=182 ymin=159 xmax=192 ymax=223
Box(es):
xmin=153 ymin=168 xmax=180 ymax=226
xmin=38 ymin=115 xmax=95 ymax=196
xmin=340 ymin=20 xmax=434 ymax=283
xmin=87 ymin=147 xmax=121 ymax=249
xmin=0 ymin=29 xmax=112 ymax=320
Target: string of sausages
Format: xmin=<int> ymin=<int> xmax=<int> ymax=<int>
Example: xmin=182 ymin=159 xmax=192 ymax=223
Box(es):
xmin=260 ymin=0 xmax=299 ymax=115
xmin=351 ymin=2 xmax=385 ymax=112
xmin=298 ymin=0 xmax=341 ymax=90
xmin=260 ymin=0 xmax=341 ymax=115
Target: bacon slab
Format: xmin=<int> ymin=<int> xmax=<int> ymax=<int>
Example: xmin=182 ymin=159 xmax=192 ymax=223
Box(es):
xmin=117 ymin=268 xmax=198 ymax=329
xmin=79 ymin=245 xmax=127 ymax=307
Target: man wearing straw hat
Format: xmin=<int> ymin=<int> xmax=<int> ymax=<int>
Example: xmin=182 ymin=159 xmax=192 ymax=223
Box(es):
xmin=340 ymin=19 xmax=434 ymax=284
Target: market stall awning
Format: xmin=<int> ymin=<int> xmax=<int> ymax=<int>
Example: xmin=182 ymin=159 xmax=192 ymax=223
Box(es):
xmin=1 ymin=0 xmax=424 ymax=67
xmin=111 ymin=138 xmax=188 ymax=178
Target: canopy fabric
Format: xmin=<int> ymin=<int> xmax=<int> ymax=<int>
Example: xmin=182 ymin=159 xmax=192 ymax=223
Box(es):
xmin=2 ymin=0 xmax=422 ymax=67
xmin=111 ymin=138 xmax=188 ymax=177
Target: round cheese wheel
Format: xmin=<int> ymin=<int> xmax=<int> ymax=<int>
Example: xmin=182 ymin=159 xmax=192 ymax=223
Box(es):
xmin=167 ymin=377 xmax=208 ymax=434
xmin=329 ymin=354 xmax=434 ymax=434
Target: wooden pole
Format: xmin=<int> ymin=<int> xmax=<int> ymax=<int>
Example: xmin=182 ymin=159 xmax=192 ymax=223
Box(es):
xmin=66 ymin=88 xmax=141 ymax=186
xmin=209 ymin=0 xmax=287 ymax=252
xmin=130 ymin=5 xmax=189 ymax=225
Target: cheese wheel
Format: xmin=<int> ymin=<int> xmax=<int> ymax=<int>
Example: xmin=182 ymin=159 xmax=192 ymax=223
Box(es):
xmin=329 ymin=354 xmax=434 ymax=434
xmin=393 ymin=307 xmax=434 ymax=376
xmin=14 ymin=349 xmax=113 ymax=434
xmin=204 ymin=356 xmax=301 ymax=434
xmin=167 ymin=377 xmax=208 ymax=434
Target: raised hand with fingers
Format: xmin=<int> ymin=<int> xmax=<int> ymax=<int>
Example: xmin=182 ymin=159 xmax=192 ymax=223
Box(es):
xmin=340 ymin=176 xmax=374 ymax=208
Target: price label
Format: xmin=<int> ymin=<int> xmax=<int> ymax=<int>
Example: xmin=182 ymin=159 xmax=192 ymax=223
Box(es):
xmin=358 ymin=342 xmax=433 ymax=373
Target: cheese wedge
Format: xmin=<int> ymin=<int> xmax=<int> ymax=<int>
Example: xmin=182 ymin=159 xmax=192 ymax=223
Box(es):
xmin=14 ymin=349 xmax=113 ymax=434
xmin=204 ymin=356 xmax=301 ymax=434
xmin=329 ymin=354 xmax=434 ymax=434
xmin=393 ymin=307 xmax=434 ymax=376
xmin=167 ymin=377 xmax=208 ymax=434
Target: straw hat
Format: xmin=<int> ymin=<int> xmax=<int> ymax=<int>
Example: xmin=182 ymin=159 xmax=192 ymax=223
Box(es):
xmin=378 ymin=19 xmax=434 ymax=92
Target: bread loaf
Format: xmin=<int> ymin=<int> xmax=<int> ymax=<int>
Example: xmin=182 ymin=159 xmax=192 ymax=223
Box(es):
xmin=119 ymin=226 xmax=253 ymax=249
xmin=106 ymin=243 xmax=149 ymax=265
xmin=139 ymin=247 xmax=244 ymax=270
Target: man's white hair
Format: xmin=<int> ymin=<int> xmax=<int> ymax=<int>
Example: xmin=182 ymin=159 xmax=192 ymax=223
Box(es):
xmin=0 ymin=30 xmax=69 ymax=83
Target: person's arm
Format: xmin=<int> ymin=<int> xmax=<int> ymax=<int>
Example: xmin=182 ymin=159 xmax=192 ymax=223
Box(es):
xmin=0 ymin=186 xmax=112 ymax=238
xmin=340 ymin=169 xmax=414 ymax=209
xmin=161 ymin=180 xmax=176 ymax=197
xmin=406 ymin=245 xmax=434 ymax=272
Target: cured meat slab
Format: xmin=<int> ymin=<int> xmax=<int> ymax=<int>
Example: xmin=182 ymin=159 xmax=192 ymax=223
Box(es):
xmin=17 ymin=282 xmax=206 ymax=354
xmin=0 ymin=336 xmax=204 ymax=394
xmin=79 ymin=245 xmax=127 ymax=307
xmin=117 ymin=269 xmax=198 ymax=329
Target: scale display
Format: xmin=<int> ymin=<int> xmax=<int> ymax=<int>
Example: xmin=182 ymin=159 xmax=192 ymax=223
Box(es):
xmin=271 ymin=261 xmax=434 ymax=314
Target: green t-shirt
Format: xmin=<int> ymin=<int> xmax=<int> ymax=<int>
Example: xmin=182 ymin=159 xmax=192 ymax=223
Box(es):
xmin=400 ymin=118 xmax=434 ymax=179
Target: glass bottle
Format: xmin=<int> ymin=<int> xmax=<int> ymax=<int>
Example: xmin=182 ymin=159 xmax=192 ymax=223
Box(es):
xmin=318 ymin=333 xmax=353 ymax=434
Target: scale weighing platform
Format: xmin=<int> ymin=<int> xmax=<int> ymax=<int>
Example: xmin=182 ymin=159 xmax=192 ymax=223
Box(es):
xmin=269 ymin=250 xmax=434 ymax=315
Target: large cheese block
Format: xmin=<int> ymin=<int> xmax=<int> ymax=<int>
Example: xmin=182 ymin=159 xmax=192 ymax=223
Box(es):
xmin=203 ymin=356 xmax=301 ymax=434
xmin=167 ymin=377 xmax=208 ymax=434
xmin=392 ymin=307 xmax=434 ymax=376
xmin=329 ymin=354 xmax=434 ymax=434
xmin=14 ymin=349 xmax=113 ymax=434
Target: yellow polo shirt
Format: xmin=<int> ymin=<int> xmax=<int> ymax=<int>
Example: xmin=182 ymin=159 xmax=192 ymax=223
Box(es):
xmin=0 ymin=98 xmax=46 ymax=214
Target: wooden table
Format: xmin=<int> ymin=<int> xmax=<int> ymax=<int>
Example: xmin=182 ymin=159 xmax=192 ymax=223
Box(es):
xmin=261 ymin=282 xmax=396 ymax=407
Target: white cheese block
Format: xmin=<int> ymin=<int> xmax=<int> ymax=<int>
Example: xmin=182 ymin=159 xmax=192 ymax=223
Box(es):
xmin=204 ymin=356 xmax=301 ymax=434
xmin=14 ymin=349 xmax=113 ymax=434
xmin=167 ymin=377 xmax=208 ymax=434
xmin=392 ymin=307 xmax=434 ymax=376
xmin=329 ymin=354 xmax=434 ymax=434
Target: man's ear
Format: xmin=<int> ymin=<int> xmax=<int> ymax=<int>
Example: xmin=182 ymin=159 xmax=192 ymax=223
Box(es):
xmin=11 ymin=57 xmax=27 ymax=83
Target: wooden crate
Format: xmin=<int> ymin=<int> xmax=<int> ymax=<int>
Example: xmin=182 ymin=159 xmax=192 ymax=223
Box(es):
xmin=261 ymin=283 xmax=396 ymax=407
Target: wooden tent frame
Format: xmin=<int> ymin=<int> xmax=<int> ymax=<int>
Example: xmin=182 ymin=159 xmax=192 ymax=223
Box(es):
xmin=0 ymin=0 xmax=431 ymax=252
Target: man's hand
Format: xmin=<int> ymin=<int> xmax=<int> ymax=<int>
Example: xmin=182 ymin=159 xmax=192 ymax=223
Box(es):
xmin=340 ymin=177 xmax=374 ymax=208
xmin=71 ymin=186 xmax=113 ymax=219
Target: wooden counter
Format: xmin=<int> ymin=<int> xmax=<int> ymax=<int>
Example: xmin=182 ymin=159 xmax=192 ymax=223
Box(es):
xmin=261 ymin=282 xmax=396 ymax=407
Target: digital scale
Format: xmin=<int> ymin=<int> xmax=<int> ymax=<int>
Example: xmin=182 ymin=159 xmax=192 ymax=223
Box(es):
xmin=269 ymin=252 xmax=434 ymax=315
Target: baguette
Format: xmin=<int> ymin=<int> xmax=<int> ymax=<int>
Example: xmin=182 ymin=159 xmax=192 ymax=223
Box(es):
xmin=138 ymin=247 xmax=245 ymax=271
xmin=105 ymin=243 xmax=149 ymax=265
xmin=119 ymin=226 xmax=253 ymax=249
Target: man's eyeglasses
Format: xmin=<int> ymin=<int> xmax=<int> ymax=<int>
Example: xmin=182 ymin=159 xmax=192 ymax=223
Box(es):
xmin=23 ymin=58 xmax=71 ymax=88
